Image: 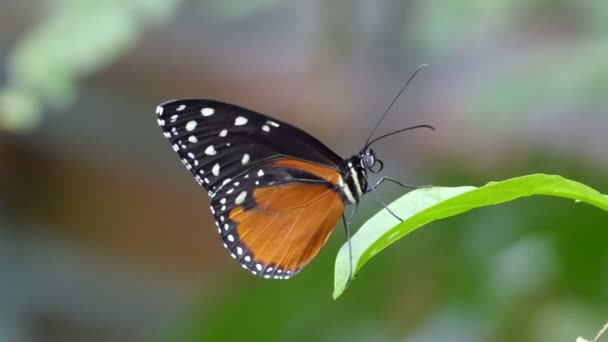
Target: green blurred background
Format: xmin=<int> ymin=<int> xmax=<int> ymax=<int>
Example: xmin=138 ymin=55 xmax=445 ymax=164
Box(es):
xmin=1 ymin=1 xmax=607 ymax=341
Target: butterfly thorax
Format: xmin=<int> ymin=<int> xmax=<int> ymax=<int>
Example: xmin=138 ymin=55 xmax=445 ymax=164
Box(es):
xmin=340 ymin=158 xmax=365 ymax=204
xmin=340 ymin=148 xmax=383 ymax=204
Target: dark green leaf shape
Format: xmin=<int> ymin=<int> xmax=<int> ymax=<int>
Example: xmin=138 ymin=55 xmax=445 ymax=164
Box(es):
xmin=334 ymin=174 xmax=608 ymax=299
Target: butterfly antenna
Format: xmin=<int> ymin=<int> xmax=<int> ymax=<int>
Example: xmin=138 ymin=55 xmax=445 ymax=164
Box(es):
xmin=363 ymin=64 xmax=429 ymax=147
xmin=365 ymin=124 xmax=435 ymax=148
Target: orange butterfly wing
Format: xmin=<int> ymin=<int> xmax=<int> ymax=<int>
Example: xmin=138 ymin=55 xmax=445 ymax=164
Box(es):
xmin=227 ymin=159 xmax=346 ymax=279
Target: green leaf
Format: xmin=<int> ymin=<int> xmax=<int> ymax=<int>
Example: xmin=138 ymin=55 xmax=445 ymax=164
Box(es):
xmin=333 ymin=174 xmax=608 ymax=299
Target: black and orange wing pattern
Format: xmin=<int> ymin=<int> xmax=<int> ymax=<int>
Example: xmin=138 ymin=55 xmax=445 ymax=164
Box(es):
xmin=156 ymin=100 xmax=347 ymax=278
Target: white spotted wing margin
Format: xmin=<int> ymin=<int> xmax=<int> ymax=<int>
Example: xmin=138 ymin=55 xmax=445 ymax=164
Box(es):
xmin=155 ymin=99 xmax=348 ymax=278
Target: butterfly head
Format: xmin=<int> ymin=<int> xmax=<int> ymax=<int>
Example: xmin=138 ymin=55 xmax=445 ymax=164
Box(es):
xmin=359 ymin=148 xmax=383 ymax=173
xmin=341 ymin=148 xmax=384 ymax=204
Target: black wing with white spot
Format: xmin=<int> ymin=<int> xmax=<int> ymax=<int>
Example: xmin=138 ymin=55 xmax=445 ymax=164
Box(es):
xmin=156 ymin=99 xmax=344 ymax=191
xmin=156 ymin=99 xmax=348 ymax=278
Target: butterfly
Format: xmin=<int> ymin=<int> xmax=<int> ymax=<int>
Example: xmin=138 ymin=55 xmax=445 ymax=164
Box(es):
xmin=156 ymin=68 xmax=433 ymax=280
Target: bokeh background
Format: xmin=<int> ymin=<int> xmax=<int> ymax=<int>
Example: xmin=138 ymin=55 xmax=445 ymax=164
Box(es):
xmin=1 ymin=1 xmax=607 ymax=341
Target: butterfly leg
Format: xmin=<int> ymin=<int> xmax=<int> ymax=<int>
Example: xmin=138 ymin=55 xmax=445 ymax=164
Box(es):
xmin=368 ymin=184 xmax=404 ymax=222
xmin=373 ymin=176 xmax=430 ymax=190
xmin=343 ymin=204 xmax=358 ymax=288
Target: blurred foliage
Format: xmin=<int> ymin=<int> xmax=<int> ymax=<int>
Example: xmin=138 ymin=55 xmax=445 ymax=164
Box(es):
xmin=205 ymin=0 xmax=283 ymax=19
xmin=2 ymin=0 xmax=608 ymax=133
xmin=412 ymin=0 xmax=608 ymax=122
xmin=410 ymin=0 xmax=525 ymax=55
xmin=413 ymin=0 xmax=608 ymax=55
xmin=0 ymin=0 xmax=182 ymax=132
xmin=475 ymin=42 xmax=608 ymax=120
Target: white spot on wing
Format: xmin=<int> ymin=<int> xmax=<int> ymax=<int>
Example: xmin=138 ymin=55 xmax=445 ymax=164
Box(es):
xmin=255 ymin=263 xmax=263 ymax=271
xmin=262 ymin=125 xmax=270 ymax=132
xmin=177 ymin=104 xmax=186 ymax=111
xmin=235 ymin=191 xmax=247 ymax=205
xmin=241 ymin=153 xmax=250 ymax=165
xmin=201 ymin=107 xmax=214 ymax=116
xmin=186 ymin=120 xmax=197 ymax=131
xmin=219 ymin=129 xmax=228 ymax=137
xmin=205 ymin=145 xmax=216 ymax=155
xmin=212 ymin=163 xmax=220 ymax=176
xmin=267 ymin=120 xmax=280 ymax=127
xmin=257 ymin=169 xmax=264 ymax=177
xmin=227 ymin=234 xmax=235 ymax=242
xmin=234 ymin=116 xmax=248 ymax=126
xmin=188 ymin=135 xmax=198 ymax=143
xmin=156 ymin=106 xmax=164 ymax=116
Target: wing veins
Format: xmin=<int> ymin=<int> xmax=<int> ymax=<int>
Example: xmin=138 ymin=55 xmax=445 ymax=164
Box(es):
xmin=253 ymin=207 xmax=306 ymax=270
xmin=278 ymin=191 xmax=341 ymax=273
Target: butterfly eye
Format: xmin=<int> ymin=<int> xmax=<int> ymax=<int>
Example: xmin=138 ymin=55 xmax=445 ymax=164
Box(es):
xmin=360 ymin=149 xmax=377 ymax=169
xmin=369 ymin=158 xmax=383 ymax=173
xmin=370 ymin=149 xmax=378 ymax=160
